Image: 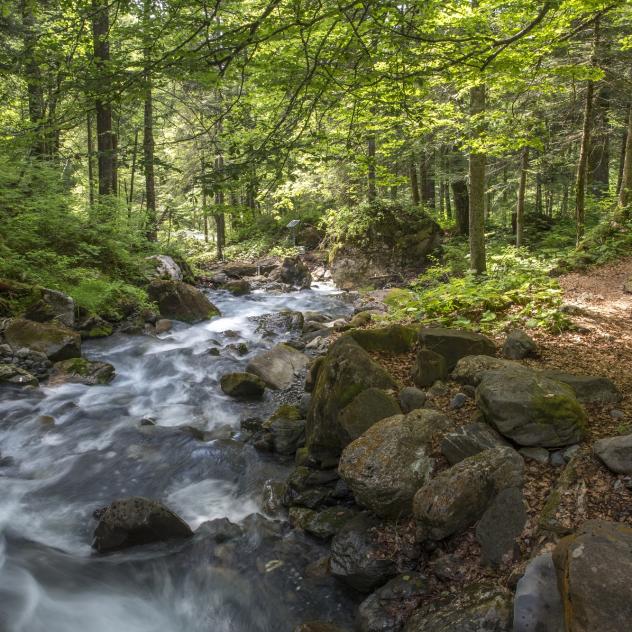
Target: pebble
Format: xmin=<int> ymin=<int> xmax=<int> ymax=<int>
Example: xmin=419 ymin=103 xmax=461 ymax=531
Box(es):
xmin=450 ymin=393 xmax=468 ymax=409
xmin=550 ymin=451 xmax=566 ymax=467
xmin=610 ymin=409 xmax=625 ymax=420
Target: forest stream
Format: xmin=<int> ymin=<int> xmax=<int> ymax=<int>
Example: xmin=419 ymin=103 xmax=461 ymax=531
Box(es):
xmin=0 ymin=283 xmax=357 ymax=632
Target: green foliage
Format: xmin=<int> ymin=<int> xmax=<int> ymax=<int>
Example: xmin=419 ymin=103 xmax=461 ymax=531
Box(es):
xmin=385 ymin=244 xmax=570 ymax=333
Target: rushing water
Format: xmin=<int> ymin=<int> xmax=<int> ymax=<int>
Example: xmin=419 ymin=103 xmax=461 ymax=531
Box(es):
xmin=0 ymin=284 xmax=358 ymax=632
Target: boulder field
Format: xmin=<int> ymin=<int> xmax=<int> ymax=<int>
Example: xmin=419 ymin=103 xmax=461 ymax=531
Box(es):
xmin=257 ymin=322 xmax=631 ymax=632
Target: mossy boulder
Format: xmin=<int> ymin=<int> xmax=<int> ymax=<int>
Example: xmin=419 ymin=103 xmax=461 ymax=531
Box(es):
xmin=339 ymin=409 xmax=451 ymax=518
xmin=306 ymin=337 xmax=399 ymax=463
xmin=4 ymin=318 xmax=81 ymax=361
xmin=0 ymin=363 xmax=38 ymax=387
xmin=412 ymin=348 xmax=448 ymax=388
xmin=289 ymin=505 xmax=357 ymax=539
xmin=552 ymin=520 xmax=632 ymax=632
xmin=246 ymin=344 xmax=309 ymax=390
xmin=452 ymin=355 xmax=523 ymax=387
xmin=413 ymin=446 xmax=524 ymax=540
xmin=220 ymin=372 xmax=266 ymax=400
xmin=49 ymin=358 xmax=115 ymax=386
xmin=223 ymin=279 xmax=251 ymax=296
xmin=23 ymin=287 xmax=75 ymax=328
xmin=147 ymin=280 xmax=220 ymax=323
xmin=418 ymin=327 xmax=496 ymax=371
xmin=337 ymin=388 xmax=401 ymax=443
xmin=476 ymin=369 xmax=588 ymax=447
xmin=345 ymin=325 xmax=417 ymax=354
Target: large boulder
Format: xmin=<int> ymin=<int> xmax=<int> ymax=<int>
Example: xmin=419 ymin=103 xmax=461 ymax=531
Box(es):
xmin=418 ymin=328 xmax=496 ymax=371
xmin=289 ymin=505 xmax=356 ymax=540
xmin=357 ymin=573 xmax=429 ymax=632
xmin=513 ymin=552 xmax=564 ymax=632
xmin=476 ymin=369 xmax=587 ymax=447
xmin=338 ymin=409 xmax=450 ymax=518
xmin=220 ymin=372 xmax=266 ymax=400
xmin=147 ymin=280 xmax=219 ymax=323
xmin=246 ymin=344 xmax=309 ymax=390
xmin=411 ymin=348 xmax=448 ymax=388
xmin=452 ymin=355 xmax=524 ymax=387
xmin=413 ymin=446 xmax=524 ymax=541
xmin=4 ymin=318 xmax=81 ymax=361
xmin=261 ymin=405 xmax=306 ymax=455
xmin=330 ymin=513 xmax=419 ymax=592
xmin=269 ymin=256 xmax=311 ymax=289
xmin=146 ymin=254 xmax=183 ymax=281
xmin=92 ymin=497 xmax=193 ymax=552
xmin=23 ymin=287 xmax=75 ymax=328
xmin=440 ymin=422 xmax=508 ymax=466
xmin=403 ymin=583 xmax=513 ymax=632
xmin=337 ymin=388 xmax=401 ymax=443
xmin=0 ymin=342 xmax=51 ymax=379
xmin=593 ymin=433 xmax=632 ymax=474
xmin=49 ymin=358 xmax=115 ymax=386
xmin=329 ymin=204 xmax=441 ymax=290
xmin=502 ymin=330 xmax=538 ymax=359
xmin=306 ymin=337 xmax=399 ymax=463
xmin=0 ymin=363 xmax=38 ymax=387
xmin=552 ymin=520 xmax=632 ymax=632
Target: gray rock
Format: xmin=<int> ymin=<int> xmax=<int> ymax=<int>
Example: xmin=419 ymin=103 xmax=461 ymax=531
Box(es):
xmin=246 ymin=343 xmax=309 ymax=390
xmin=610 ymin=409 xmax=625 ymax=420
xmin=269 ymin=256 xmax=311 ymax=289
xmin=403 ymin=583 xmax=513 ymax=632
xmin=549 ymin=451 xmax=566 ymax=467
xmin=450 ymin=393 xmax=468 ymax=409
xmin=0 ymin=363 xmax=38 ymax=387
xmin=337 ymin=388 xmax=401 ymax=444
xmin=357 ymin=573 xmax=429 ymax=632
xmin=452 ymin=355 xmax=524 ymax=387
xmin=475 ymin=487 xmax=526 ymax=566
xmin=262 ymin=480 xmax=287 ymax=515
xmin=541 ymin=371 xmax=621 ymax=404
xmin=92 ymin=497 xmax=193 ymax=552
xmin=146 ymin=254 xmax=183 ymax=281
xmin=476 ymin=369 xmax=587 ymax=447
xmin=48 ymin=358 xmax=115 ymax=386
xmin=262 ymin=405 xmax=306 ymax=455
xmin=411 ymin=348 xmax=448 ymax=388
xmin=519 ymin=447 xmax=550 ymax=464
xmin=513 ymin=552 xmax=564 ymax=632
xmin=440 ymin=422 xmax=508 ymax=465
xmin=23 ymin=288 xmax=75 ymax=328
xmin=418 ymin=328 xmax=496 ymax=371
xmin=155 ymin=318 xmax=173 ymax=334
xmin=502 ymin=330 xmax=538 ymax=360
xmin=220 ymin=372 xmax=266 ymax=400
xmin=594 ymin=434 xmax=632 ymax=474
xmin=399 ymin=386 xmax=427 ymax=413
xmin=553 ymin=520 xmax=632 ymax=632
xmin=223 ymin=279 xmax=251 ymax=295
xmin=289 ymin=505 xmax=357 ymax=540
xmin=330 ymin=513 xmax=419 ymax=593
xmin=147 ymin=280 xmax=220 ymax=323
xmin=4 ymin=318 xmax=81 ymax=362
xmin=413 ymin=446 xmax=524 ymax=541
xmin=339 ymin=409 xmax=450 ymax=518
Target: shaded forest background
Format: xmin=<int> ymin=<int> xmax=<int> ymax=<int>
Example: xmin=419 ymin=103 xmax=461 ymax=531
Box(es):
xmin=1 ymin=0 xmax=631 ymax=328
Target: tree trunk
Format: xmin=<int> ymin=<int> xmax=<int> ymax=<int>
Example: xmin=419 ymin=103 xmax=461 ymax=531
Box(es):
xmin=87 ymin=111 xmax=95 ymax=207
xmin=420 ymin=152 xmax=436 ymax=209
xmin=128 ymin=128 xmax=139 ymax=219
xmin=617 ymin=111 xmax=628 ymax=196
xmin=143 ymin=0 xmax=157 ymax=240
xmin=367 ymin=134 xmax=376 ymax=202
xmin=515 ymin=147 xmax=529 ymax=247
xmin=589 ymin=83 xmax=610 ymax=198
xmin=91 ymin=0 xmax=116 ymax=196
xmin=21 ymin=0 xmax=46 ymax=158
xmin=444 ymin=181 xmax=452 ymax=219
xmin=575 ymin=19 xmax=598 ymax=244
xmin=468 ymin=82 xmax=486 ymax=273
xmin=452 ymin=179 xmax=469 ymax=235
xmin=619 ymin=103 xmax=632 ymax=212
xmin=410 ymin=160 xmax=420 ymax=206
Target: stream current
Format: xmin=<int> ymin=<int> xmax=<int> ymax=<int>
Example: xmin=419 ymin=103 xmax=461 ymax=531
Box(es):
xmin=0 ymin=283 xmax=358 ymax=632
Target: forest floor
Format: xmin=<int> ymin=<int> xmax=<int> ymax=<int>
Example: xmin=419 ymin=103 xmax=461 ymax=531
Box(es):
xmin=363 ymin=256 xmax=632 ymax=598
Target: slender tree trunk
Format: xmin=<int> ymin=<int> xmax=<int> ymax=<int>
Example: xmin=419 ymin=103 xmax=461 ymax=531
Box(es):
xmin=516 ymin=147 xmax=529 ymax=247
xmin=143 ymin=0 xmax=157 ymax=240
xmin=589 ymin=83 xmax=610 ymax=198
xmin=617 ymin=112 xmax=628 ymax=196
xmin=420 ymin=151 xmax=436 ymax=209
xmin=367 ymin=134 xmax=376 ymax=202
xmin=445 ymin=181 xmax=452 ymax=220
xmin=469 ymin=81 xmax=486 ymax=273
xmin=410 ymin=160 xmax=420 ymax=206
xmin=91 ymin=0 xmax=116 ymax=196
xmin=619 ymin=103 xmax=632 ymax=212
xmin=452 ymin=179 xmax=469 ymax=235
xmin=128 ymin=128 xmax=139 ymax=219
xmin=87 ymin=110 xmax=95 ymax=208
xmin=535 ymin=173 xmax=543 ymax=215
xmin=21 ymin=0 xmax=46 ymax=158
xmin=575 ymin=19 xmax=599 ymax=244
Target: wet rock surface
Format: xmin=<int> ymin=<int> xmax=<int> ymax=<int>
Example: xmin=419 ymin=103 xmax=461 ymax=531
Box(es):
xmin=4 ymin=318 xmax=81 ymax=361
xmin=147 ymin=280 xmax=220 ymax=323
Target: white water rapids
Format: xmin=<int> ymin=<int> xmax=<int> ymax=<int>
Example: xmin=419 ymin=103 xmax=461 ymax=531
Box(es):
xmin=0 ymin=283 xmax=357 ymax=632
